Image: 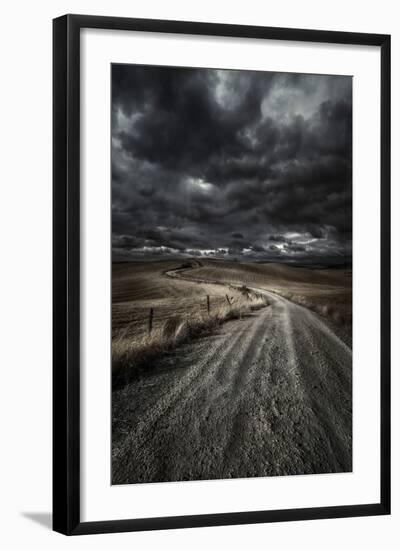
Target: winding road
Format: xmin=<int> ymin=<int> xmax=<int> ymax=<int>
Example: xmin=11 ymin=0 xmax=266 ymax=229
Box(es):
xmin=112 ymin=274 xmax=352 ymax=484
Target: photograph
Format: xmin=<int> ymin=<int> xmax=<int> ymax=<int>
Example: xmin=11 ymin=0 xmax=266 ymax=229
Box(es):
xmin=111 ymin=63 xmax=353 ymax=485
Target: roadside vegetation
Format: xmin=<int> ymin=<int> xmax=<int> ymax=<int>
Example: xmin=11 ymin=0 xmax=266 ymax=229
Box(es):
xmin=112 ymin=258 xmax=351 ymax=388
xmin=175 ymin=259 xmax=352 ymax=328
xmin=272 ymin=288 xmax=351 ymax=326
xmin=112 ymin=269 xmax=267 ymax=387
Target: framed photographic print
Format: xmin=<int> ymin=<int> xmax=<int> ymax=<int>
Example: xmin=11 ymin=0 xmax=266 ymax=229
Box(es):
xmin=53 ymin=14 xmax=391 ymax=535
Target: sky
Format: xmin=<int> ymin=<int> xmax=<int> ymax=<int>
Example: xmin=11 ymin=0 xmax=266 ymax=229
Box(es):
xmin=112 ymin=64 xmax=352 ymax=265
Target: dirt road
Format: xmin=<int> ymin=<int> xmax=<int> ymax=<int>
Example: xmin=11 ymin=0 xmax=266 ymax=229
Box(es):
xmin=112 ymin=281 xmax=352 ymax=484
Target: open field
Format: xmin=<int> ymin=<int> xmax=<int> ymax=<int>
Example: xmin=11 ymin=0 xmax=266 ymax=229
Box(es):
xmin=112 ymin=259 xmax=351 ymax=385
xmin=112 ymin=259 xmax=266 ymax=339
xmin=112 ymin=258 xmax=351 ymax=385
xmin=112 ymin=260 xmax=352 ymax=483
xmin=112 ymin=259 xmax=269 ymax=385
xmin=169 ymin=259 xmax=352 ymax=326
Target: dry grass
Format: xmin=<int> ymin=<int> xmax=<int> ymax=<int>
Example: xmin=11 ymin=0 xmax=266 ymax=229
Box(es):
xmin=112 ymin=258 xmax=351 ymax=386
xmin=177 ymin=259 xmax=352 ymax=328
xmin=272 ymin=288 xmax=351 ymax=326
xmin=112 ymin=286 xmax=267 ymax=387
xmin=112 ymin=260 xmax=250 ymax=340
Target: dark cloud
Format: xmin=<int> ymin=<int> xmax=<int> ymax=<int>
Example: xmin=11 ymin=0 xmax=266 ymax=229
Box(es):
xmin=269 ymin=235 xmax=288 ymax=242
xmin=112 ymin=64 xmax=352 ymax=264
xmin=286 ymin=243 xmax=306 ymax=252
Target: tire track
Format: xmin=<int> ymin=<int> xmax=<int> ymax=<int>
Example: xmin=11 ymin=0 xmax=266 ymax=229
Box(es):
xmin=112 ymin=271 xmax=352 ymax=484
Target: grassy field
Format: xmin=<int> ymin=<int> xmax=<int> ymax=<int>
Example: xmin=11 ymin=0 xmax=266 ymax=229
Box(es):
xmin=176 ymin=259 xmax=352 ymax=326
xmin=112 ymin=258 xmax=351 ymax=385
xmin=112 ymin=259 xmax=268 ymax=385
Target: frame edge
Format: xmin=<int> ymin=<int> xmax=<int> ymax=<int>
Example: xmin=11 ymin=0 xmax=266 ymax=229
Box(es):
xmin=52 ymin=13 xmax=391 ymax=535
xmin=53 ymin=14 xmax=81 ymax=536
xmin=380 ymin=33 xmax=391 ymax=516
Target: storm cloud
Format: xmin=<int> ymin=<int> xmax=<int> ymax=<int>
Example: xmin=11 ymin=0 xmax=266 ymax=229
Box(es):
xmin=112 ymin=64 xmax=352 ymax=264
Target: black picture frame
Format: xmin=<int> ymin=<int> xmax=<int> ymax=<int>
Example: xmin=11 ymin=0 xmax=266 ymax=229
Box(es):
xmin=53 ymin=14 xmax=391 ymax=535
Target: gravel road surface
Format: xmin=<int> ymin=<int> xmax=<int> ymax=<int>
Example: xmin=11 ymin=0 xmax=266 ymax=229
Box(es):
xmin=112 ymin=285 xmax=352 ymax=484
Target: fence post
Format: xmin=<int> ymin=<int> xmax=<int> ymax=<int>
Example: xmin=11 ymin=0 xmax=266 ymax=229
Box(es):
xmin=148 ymin=307 xmax=154 ymax=334
xmin=207 ymin=295 xmax=210 ymax=315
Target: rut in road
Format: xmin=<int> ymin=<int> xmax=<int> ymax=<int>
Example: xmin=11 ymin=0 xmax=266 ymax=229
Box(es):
xmin=112 ymin=288 xmax=352 ymax=484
